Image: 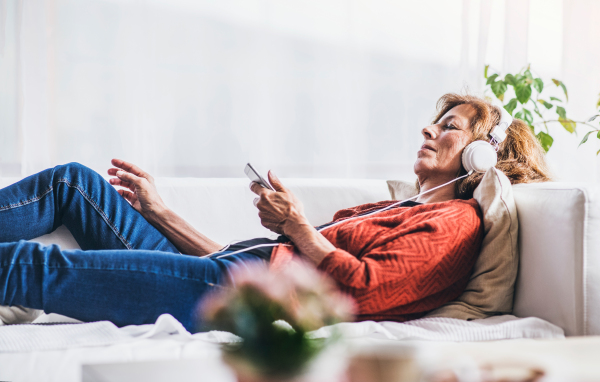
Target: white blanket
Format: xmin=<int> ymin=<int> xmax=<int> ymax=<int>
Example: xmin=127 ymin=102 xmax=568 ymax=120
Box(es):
xmin=0 ymin=314 xmax=564 ymax=353
xmin=310 ymin=315 xmax=565 ymax=341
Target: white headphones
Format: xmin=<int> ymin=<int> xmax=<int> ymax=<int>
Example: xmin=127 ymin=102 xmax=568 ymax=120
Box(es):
xmin=461 ymin=106 xmax=513 ymax=174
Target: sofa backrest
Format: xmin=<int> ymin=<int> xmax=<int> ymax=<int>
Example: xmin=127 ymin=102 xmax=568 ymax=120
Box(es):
xmin=153 ymin=178 xmax=391 ymax=244
xmin=4 ymin=176 xmax=598 ymax=336
xmin=0 ymin=177 xmax=388 ymax=249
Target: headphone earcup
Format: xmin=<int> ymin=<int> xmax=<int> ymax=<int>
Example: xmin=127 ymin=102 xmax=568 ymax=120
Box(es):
xmin=462 ymin=141 xmax=498 ymax=173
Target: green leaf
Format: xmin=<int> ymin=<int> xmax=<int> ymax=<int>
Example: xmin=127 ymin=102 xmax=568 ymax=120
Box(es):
xmin=552 ymin=79 xmax=569 ymax=101
xmin=522 ymin=69 xmax=533 ymax=85
xmin=597 ymin=131 xmax=600 ymax=139
xmin=522 ymin=109 xmax=534 ymax=125
xmin=533 ymin=78 xmax=544 ymax=93
xmin=536 ymin=131 xmax=554 ymax=152
xmin=596 ymin=149 xmax=600 ymax=156
xmin=556 ymin=106 xmax=567 ymax=119
xmin=560 ymin=82 xmax=569 ymax=101
xmin=504 ymin=74 xmax=517 ymax=86
xmin=559 ymin=117 xmax=576 ymax=133
xmin=484 ymin=65 xmax=489 ymax=79
xmin=515 ymin=84 xmax=532 ymax=104
xmin=491 ymin=81 xmax=507 ymax=100
xmin=486 ymin=74 xmax=499 ymax=85
xmin=588 ymin=115 xmax=599 ymax=122
xmin=538 ymin=99 xmax=553 ymax=109
xmin=550 ymin=96 xmax=562 ymax=102
xmin=597 ymin=93 xmax=600 ymax=109
xmin=514 ymin=111 xmax=524 ymax=120
xmin=504 ymin=98 xmax=518 ymax=115
xmin=534 ymin=109 xmax=543 ymax=119
xmin=579 ymin=131 xmax=594 ymax=147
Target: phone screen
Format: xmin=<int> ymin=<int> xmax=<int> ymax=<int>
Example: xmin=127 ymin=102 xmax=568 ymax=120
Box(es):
xmin=244 ymin=163 xmax=275 ymax=191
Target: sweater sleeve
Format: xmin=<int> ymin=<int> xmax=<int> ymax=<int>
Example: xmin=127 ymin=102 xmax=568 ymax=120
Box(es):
xmin=316 ymin=203 xmax=483 ymax=315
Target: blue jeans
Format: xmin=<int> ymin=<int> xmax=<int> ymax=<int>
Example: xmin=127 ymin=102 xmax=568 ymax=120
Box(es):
xmin=0 ymin=163 xmax=264 ymax=332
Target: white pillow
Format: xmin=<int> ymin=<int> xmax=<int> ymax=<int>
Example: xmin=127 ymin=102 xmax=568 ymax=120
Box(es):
xmin=387 ymin=167 xmax=519 ymax=319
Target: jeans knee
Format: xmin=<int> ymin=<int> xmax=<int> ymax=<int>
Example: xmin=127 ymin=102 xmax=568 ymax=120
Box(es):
xmin=53 ymin=162 xmax=99 ymax=183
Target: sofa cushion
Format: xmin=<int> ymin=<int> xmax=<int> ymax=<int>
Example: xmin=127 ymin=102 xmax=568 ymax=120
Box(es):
xmin=387 ymin=167 xmax=519 ymax=319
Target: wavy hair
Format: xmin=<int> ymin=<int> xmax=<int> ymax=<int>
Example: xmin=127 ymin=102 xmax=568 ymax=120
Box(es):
xmin=424 ymin=93 xmax=552 ymax=199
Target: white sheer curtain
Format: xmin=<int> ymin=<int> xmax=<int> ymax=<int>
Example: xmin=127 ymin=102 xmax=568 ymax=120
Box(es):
xmin=1 ymin=0 xmax=599 ymax=181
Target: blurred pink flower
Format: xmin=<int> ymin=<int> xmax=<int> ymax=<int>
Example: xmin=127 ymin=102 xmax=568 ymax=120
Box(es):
xmin=201 ymin=260 xmax=355 ymax=332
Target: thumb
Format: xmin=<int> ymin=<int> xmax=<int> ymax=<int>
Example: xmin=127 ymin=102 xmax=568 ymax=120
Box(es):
xmin=268 ymin=171 xmax=286 ymax=192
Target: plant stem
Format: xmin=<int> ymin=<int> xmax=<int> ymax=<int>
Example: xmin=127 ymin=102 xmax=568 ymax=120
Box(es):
xmin=531 ymin=120 xmax=598 ymax=129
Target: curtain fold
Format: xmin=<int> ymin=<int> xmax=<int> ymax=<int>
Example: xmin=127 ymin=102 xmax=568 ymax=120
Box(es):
xmin=503 ymin=0 xmax=530 ymax=73
xmin=0 ymin=0 xmax=598 ymax=182
xmin=18 ymin=0 xmax=53 ymax=176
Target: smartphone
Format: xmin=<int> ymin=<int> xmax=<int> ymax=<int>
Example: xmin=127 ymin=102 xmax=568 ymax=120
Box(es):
xmin=244 ymin=163 xmax=275 ymax=191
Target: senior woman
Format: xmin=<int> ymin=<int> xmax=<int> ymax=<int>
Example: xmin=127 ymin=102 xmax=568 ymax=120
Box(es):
xmin=0 ymin=94 xmax=550 ymax=331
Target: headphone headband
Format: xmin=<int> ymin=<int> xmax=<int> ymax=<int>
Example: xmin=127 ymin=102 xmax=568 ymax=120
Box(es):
xmin=489 ymin=106 xmax=513 ymax=145
xmin=461 ymin=103 xmax=513 ymax=174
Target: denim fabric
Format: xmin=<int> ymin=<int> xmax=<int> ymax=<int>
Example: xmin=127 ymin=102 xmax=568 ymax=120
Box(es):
xmin=0 ymin=163 xmax=264 ymax=332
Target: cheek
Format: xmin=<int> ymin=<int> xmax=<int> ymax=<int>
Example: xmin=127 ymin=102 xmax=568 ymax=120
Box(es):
xmin=441 ymin=135 xmax=470 ymax=167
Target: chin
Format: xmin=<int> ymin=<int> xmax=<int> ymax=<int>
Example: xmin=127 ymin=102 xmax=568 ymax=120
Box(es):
xmin=413 ymin=159 xmax=430 ymax=176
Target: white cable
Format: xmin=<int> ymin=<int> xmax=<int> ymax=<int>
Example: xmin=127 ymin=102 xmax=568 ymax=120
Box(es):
xmin=211 ymin=172 xmax=472 ymax=259
xmin=316 ymin=171 xmax=472 ymax=233
xmin=214 ymin=243 xmax=288 ymax=258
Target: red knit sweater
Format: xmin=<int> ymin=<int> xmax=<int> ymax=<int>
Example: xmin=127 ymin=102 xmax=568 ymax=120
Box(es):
xmin=271 ymin=199 xmax=484 ymax=322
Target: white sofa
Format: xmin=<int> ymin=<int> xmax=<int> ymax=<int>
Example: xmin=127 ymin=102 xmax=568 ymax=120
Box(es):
xmin=2 ymin=177 xmax=599 ymax=337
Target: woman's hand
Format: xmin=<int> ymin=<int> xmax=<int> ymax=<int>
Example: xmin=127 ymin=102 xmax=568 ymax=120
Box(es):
xmin=107 ymin=159 xmax=167 ymax=222
xmin=250 ymin=171 xmax=306 ymax=235
xmin=251 ymin=171 xmax=336 ymax=265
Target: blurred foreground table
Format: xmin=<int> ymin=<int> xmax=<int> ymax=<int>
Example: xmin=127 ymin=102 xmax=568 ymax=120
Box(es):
xmin=81 ymin=336 xmax=600 ymax=382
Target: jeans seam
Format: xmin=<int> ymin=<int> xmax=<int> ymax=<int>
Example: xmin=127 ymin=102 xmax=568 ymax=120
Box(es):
xmin=55 ymin=179 xmax=133 ymax=250
xmin=1 ymin=262 xmax=214 ymax=284
xmin=0 ymin=187 xmax=54 ymax=211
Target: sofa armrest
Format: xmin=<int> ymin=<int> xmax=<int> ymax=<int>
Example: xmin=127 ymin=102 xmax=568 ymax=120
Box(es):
xmin=513 ymin=182 xmax=600 ymax=336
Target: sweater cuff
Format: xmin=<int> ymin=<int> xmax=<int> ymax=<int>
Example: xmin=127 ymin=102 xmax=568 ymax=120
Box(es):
xmin=317 ymin=248 xmax=358 ymax=274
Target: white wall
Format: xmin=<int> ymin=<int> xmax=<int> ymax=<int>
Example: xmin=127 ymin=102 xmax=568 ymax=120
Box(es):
xmin=0 ymin=0 xmax=599 ymax=181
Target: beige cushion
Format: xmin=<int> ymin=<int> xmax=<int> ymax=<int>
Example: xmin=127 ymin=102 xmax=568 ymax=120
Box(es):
xmin=387 ymin=167 xmax=519 ymax=319
xmin=387 ymin=180 xmax=419 ymax=200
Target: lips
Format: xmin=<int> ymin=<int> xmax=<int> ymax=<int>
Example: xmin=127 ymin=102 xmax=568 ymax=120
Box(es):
xmin=420 ymin=144 xmax=436 ymax=152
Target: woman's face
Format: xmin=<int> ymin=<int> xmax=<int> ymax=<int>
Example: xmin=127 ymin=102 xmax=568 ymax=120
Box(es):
xmin=414 ymin=104 xmax=476 ymax=183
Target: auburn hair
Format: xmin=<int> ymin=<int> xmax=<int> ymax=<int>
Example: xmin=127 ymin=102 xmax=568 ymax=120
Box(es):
xmin=426 ymin=93 xmax=552 ymax=199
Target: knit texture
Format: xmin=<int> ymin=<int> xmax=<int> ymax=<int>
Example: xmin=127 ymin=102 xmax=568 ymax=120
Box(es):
xmin=271 ymin=199 xmax=484 ymax=322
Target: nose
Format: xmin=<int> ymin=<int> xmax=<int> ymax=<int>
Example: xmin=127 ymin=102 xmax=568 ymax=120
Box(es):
xmin=421 ymin=124 xmax=438 ymax=140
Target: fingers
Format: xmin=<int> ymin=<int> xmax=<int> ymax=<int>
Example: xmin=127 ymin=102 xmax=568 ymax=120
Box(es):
xmin=118 ymin=189 xmax=137 ymax=204
xmin=109 ymin=177 xmax=136 ymax=192
xmin=249 ymin=181 xmax=270 ymax=196
xmin=267 ymin=171 xmax=286 ymax=192
xmin=114 ymin=169 xmax=142 ymax=186
xmin=257 ymin=211 xmax=284 ymax=234
xmin=110 ymin=159 xmax=151 ymax=180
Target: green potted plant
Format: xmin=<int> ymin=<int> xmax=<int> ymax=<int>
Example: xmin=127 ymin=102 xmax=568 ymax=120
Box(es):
xmin=483 ymin=65 xmax=600 ymax=153
xmin=199 ymin=261 xmax=354 ymax=382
